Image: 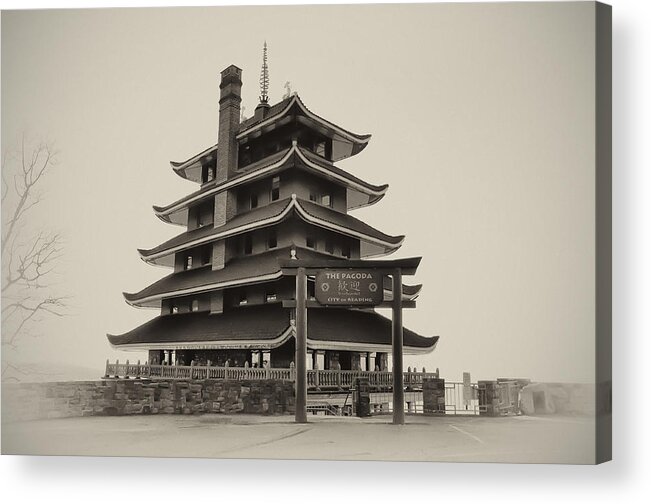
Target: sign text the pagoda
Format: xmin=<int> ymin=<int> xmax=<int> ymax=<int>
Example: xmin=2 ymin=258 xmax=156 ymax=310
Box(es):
xmin=315 ymin=270 xmax=383 ymax=306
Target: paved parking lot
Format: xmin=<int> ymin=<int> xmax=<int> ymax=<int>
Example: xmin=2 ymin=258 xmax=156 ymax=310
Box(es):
xmin=2 ymin=413 xmax=596 ymax=464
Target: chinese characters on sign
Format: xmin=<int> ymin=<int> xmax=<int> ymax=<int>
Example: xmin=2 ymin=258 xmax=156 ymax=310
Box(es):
xmin=315 ymin=270 xmax=384 ymax=306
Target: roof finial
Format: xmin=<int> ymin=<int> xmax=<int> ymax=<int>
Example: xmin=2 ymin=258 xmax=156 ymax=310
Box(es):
xmin=259 ymin=41 xmax=269 ymax=104
xmin=283 ymin=81 xmax=292 ymax=99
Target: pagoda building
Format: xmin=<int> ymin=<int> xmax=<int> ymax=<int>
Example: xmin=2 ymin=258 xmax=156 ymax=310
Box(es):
xmin=107 ymin=58 xmax=438 ymax=371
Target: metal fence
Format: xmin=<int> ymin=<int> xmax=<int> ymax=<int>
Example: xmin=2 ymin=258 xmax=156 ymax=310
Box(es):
xmin=358 ymin=382 xmax=480 ymax=416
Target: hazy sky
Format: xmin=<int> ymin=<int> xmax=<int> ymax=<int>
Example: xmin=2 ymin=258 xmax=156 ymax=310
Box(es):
xmin=1 ymin=2 xmax=597 ymax=382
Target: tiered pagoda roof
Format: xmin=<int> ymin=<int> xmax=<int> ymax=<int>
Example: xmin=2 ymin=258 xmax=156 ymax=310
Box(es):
xmin=142 ymin=195 xmax=403 ymax=267
xmin=125 ymin=246 xmax=422 ymax=309
xmin=169 ymin=94 xmax=372 ymax=185
xmin=108 ymin=304 xmax=437 ymax=354
xmin=158 ymin=142 xmax=388 ymax=226
xmin=108 ymin=62 xmax=437 ymax=359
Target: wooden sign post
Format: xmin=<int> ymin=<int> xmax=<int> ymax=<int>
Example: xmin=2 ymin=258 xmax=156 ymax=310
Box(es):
xmin=280 ymin=257 xmax=422 ymax=425
xmin=391 ymin=268 xmax=405 ymax=425
xmin=295 ymin=267 xmax=308 ymax=423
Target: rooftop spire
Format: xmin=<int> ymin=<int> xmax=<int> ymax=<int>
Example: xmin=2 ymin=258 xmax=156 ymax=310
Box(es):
xmin=259 ymin=41 xmax=269 ymax=104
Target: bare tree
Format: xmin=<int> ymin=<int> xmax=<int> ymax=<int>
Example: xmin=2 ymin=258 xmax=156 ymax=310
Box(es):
xmin=1 ymin=137 xmax=67 ymax=361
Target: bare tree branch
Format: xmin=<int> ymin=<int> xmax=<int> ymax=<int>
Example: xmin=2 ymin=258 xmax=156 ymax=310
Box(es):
xmin=2 ymin=232 xmax=63 ymax=293
xmin=1 ymin=137 xmax=67 ymax=358
xmin=1 ymin=139 xmax=57 ymax=255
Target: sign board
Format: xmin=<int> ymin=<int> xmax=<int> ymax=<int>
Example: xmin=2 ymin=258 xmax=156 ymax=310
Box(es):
xmin=463 ymin=372 xmax=472 ymax=403
xmin=315 ymin=270 xmax=383 ymax=306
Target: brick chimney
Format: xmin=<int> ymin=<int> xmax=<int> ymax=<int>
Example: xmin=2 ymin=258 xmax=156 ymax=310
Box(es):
xmin=216 ymin=65 xmax=242 ymax=182
xmin=212 ymin=65 xmax=242 ymax=279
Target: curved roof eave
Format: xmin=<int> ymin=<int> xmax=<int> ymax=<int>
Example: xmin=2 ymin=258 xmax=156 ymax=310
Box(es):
xmin=170 ymin=143 xmax=218 ymax=169
xmin=122 ymin=270 xmax=285 ymax=308
xmin=140 ymin=197 xmax=403 ymax=265
xmin=306 ymin=336 xmax=439 ymax=355
xmin=107 ymin=306 xmax=438 ymax=354
xmin=153 ymin=145 xmax=387 ymax=222
xmin=107 ymin=330 xmax=437 ymax=354
xmin=236 ymin=94 xmax=372 ymax=145
xmin=141 ymin=198 xmax=295 ymax=261
xmin=293 ymin=201 xmax=404 ymax=252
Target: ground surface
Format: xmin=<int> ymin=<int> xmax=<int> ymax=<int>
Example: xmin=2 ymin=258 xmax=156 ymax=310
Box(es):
xmin=1 ymin=413 xmax=595 ymax=464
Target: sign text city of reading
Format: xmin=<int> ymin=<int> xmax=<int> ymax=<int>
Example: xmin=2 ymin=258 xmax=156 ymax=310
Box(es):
xmin=315 ymin=270 xmax=384 ymax=306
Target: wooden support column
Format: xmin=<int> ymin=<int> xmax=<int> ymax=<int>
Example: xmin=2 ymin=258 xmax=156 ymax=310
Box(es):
xmin=295 ymin=267 xmax=308 ymax=423
xmin=392 ymin=269 xmax=405 ymax=425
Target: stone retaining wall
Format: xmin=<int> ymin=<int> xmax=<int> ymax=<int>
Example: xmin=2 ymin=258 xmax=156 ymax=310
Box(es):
xmin=2 ymin=379 xmax=295 ymax=422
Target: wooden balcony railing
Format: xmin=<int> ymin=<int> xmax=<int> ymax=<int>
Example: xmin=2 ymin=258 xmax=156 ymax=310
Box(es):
xmin=103 ymin=360 xmax=438 ymax=390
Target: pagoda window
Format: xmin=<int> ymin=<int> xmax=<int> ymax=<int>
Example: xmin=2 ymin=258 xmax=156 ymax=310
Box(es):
xmin=191 ymin=300 xmax=199 ymax=312
xmin=308 ymin=281 xmax=316 ymax=300
xmin=321 ymin=194 xmax=332 ymax=207
xmin=265 ymin=291 xmax=277 ymax=303
xmin=268 ymin=231 xmax=277 ymax=249
xmin=202 ymin=247 xmax=212 ymax=266
xmin=309 ymin=193 xmax=317 ymax=203
xmin=306 ymin=236 xmax=315 ymax=249
xmin=238 ymin=292 xmax=248 ymax=306
xmin=250 ymin=194 xmax=258 ymax=209
xmin=202 ymin=163 xmax=215 ymax=183
xmin=325 ymin=239 xmax=334 ymax=254
xmin=240 ymin=145 xmax=252 ymax=167
xmin=271 ymin=176 xmax=280 ymax=201
xmin=315 ymin=140 xmax=326 ymax=158
xmin=185 ymin=255 xmax=193 ymax=270
xmin=244 ymin=235 xmax=253 ymax=255
xmin=342 ymin=243 xmax=351 ymax=258
xmin=171 ymin=305 xmax=179 ymax=314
